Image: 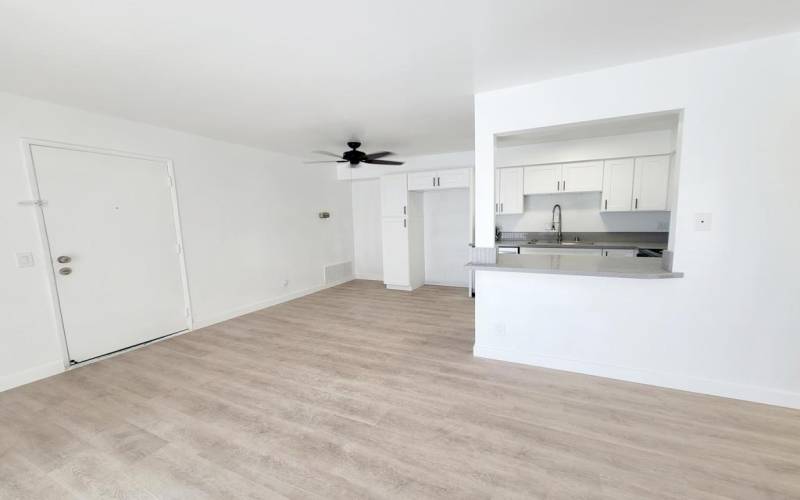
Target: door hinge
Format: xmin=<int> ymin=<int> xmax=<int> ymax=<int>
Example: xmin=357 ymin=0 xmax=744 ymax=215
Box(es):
xmin=18 ymin=199 xmax=48 ymax=207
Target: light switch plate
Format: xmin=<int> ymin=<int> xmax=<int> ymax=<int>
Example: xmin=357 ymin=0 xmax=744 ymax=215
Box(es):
xmin=694 ymin=213 xmax=712 ymax=231
xmin=16 ymin=252 xmax=35 ymax=268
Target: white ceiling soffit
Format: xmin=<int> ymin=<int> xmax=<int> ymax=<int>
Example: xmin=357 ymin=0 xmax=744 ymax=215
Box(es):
xmin=0 ymin=1 xmax=799 ymax=157
xmin=495 ymin=111 xmax=681 ymax=147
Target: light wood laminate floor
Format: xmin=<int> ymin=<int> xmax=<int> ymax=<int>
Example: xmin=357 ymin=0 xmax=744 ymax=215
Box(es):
xmin=2 ymin=280 xmax=800 ymax=499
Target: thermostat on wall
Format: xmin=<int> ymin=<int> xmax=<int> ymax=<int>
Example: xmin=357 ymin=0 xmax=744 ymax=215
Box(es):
xmin=318 ymin=211 xmax=330 ymax=219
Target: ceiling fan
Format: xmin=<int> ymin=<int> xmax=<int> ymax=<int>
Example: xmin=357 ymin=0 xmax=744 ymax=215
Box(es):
xmin=304 ymin=142 xmax=404 ymax=167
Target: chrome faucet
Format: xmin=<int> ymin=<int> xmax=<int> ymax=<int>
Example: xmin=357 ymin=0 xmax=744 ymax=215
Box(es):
xmin=551 ymin=204 xmax=563 ymax=243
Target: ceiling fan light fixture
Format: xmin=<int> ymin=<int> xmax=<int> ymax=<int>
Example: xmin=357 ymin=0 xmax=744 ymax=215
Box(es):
xmin=305 ymin=141 xmax=404 ymax=167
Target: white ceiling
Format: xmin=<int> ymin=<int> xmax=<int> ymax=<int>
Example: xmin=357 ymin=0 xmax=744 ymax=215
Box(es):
xmin=1 ymin=1 xmax=799 ymax=158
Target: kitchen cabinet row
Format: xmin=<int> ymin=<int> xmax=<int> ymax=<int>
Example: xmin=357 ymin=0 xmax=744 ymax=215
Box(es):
xmin=518 ymin=247 xmax=637 ymax=257
xmin=495 ymin=154 xmax=671 ymax=215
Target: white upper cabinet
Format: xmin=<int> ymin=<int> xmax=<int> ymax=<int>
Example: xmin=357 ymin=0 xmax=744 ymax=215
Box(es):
xmin=561 ymin=161 xmax=604 ymax=193
xmin=437 ymin=168 xmax=471 ymax=189
xmin=407 ymin=171 xmax=436 ymax=191
xmin=523 ymin=161 xmax=603 ymax=194
xmin=523 ymin=164 xmax=562 ymax=194
xmin=633 ymin=155 xmax=670 ymax=211
xmin=601 ymin=155 xmax=671 ymax=212
xmin=407 ymin=168 xmax=471 ymax=191
xmin=380 ymin=173 xmax=408 ymax=217
xmin=496 ymin=167 xmax=524 ymax=214
xmin=601 ymin=158 xmax=635 ymax=212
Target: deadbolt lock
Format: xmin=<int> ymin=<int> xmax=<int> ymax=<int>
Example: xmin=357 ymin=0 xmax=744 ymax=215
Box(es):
xmin=57 ymin=256 xmax=71 ymax=264
xmin=59 ymin=267 xmax=72 ymax=275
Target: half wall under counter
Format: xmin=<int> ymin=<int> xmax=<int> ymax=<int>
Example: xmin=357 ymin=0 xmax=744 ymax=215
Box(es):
xmin=467 ymin=253 xmax=682 ymax=279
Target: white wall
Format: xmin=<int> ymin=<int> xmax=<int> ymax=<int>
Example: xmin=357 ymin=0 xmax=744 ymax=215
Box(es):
xmin=423 ymin=189 xmax=470 ymax=286
xmin=473 ymin=33 xmax=800 ymax=408
xmin=0 ymin=91 xmax=353 ymax=391
xmin=351 ymin=179 xmax=383 ymax=280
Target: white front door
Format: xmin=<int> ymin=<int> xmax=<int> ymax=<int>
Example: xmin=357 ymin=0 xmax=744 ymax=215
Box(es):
xmin=31 ymin=145 xmax=189 ymax=363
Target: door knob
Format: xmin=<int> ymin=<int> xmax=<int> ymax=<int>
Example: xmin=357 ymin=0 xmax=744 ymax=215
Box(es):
xmin=59 ymin=267 xmax=72 ymax=275
xmin=57 ymin=256 xmax=71 ymax=264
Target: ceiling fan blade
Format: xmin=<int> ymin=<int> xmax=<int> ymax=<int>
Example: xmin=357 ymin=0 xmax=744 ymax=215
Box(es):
xmin=364 ymin=159 xmax=404 ymax=165
xmin=364 ymin=151 xmax=393 ymax=160
xmin=303 ymin=160 xmax=344 ymax=164
xmin=312 ymin=150 xmax=344 ymax=159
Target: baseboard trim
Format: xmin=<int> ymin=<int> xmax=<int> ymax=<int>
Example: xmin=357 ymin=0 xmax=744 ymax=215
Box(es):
xmin=424 ymin=280 xmax=468 ymax=288
xmin=353 ymin=273 xmax=382 ymax=281
xmin=474 ymin=344 xmax=800 ymax=410
xmin=386 ymin=284 xmax=413 ymax=291
xmin=0 ymin=360 xmax=65 ymax=393
xmin=193 ymin=277 xmax=354 ymax=329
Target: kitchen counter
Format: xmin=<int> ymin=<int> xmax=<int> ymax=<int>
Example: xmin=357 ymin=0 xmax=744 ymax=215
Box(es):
xmin=467 ymin=253 xmax=683 ymax=279
xmin=496 ymin=239 xmax=667 ymax=250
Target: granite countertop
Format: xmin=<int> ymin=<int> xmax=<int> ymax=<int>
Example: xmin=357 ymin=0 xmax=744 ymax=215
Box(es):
xmin=496 ymin=240 xmax=668 ymax=250
xmin=467 ymin=253 xmax=683 ymax=279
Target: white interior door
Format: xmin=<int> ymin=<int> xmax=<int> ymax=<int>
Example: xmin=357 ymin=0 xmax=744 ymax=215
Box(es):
xmin=32 ymin=145 xmax=189 ymax=363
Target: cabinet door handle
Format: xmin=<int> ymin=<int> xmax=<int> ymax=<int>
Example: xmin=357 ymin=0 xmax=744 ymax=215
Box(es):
xmin=495 ymin=203 xmax=498 ymax=213
xmin=403 ymin=205 xmax=406 ymax=215
xmin=562 ymin=181 xmax=565 ymax=191
xmin=635 ymin=198 xmax=638 ymax=209
xmin=403 ymin=219 xmax=406 ymax=228
xmin=500 ymin=202 xmax=504 ymax=212
xmin=437 ymin=177 xmax=440 ymax=186
xmin=605 ymin=200 xmax=608 ymax=210
xmin=556 ymin=181 xmax=559 ymax=191
xmin=432 ymin=177 xmax=435 ymax=187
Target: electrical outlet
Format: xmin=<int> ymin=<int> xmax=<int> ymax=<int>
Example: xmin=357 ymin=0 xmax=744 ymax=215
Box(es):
xmin=16 ymin=252 xmax=34 ymax=268
xmin=694 ymin=213 xmax=712 ymax=231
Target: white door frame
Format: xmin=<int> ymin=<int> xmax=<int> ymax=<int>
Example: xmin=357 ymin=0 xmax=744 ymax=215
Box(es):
xmin=19 ymin=138 xmax=194 ymax=368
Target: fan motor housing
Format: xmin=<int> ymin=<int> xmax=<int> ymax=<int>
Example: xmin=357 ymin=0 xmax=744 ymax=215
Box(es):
xmin=343 ymin=149 xmax=366 ymax=164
